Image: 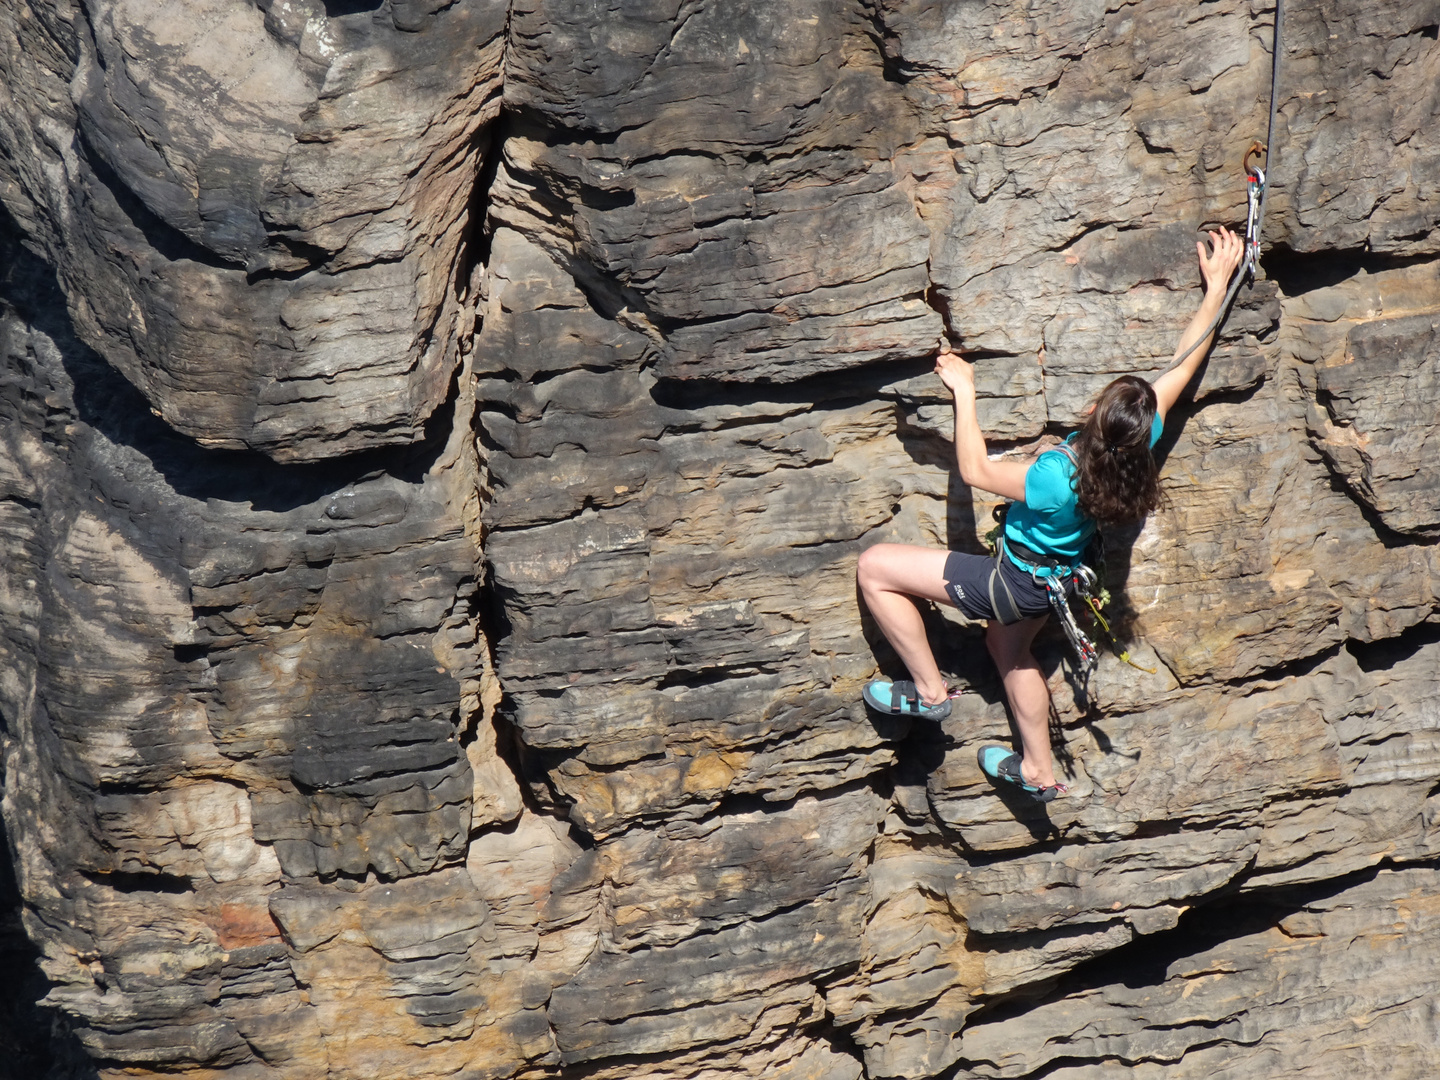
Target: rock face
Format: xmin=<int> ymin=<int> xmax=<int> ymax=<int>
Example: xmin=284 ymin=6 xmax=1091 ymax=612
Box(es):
xmin=1 ymin=2 xmax=1439 ymax=1079
xmin=1 ymin=0 xmax=504 ymax=460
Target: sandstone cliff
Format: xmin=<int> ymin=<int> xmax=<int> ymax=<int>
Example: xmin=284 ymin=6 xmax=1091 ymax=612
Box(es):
xmin=1 ymin=1 xmax=1439 ymax=1078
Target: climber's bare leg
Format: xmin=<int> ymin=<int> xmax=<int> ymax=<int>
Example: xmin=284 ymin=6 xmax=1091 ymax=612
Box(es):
xmin=986 ymin=616 xmax=1057 ymax=788
xmin=856 ymin=544 xmax=953 ymax=705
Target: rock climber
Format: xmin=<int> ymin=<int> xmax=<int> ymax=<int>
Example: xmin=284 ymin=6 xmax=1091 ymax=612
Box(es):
xmin=857 ymin=225 xmax=1246 ymax=801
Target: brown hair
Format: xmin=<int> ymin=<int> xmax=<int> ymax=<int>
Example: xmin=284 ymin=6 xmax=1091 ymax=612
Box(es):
xmin=1072 ymin=376 xmax=1163 ymax=526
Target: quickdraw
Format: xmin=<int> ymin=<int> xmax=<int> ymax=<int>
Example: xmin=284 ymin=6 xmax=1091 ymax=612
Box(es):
xmin=1242 ymin=140 xmax=1266 ymax=283
xmin=1163 ymin=137 xmax=1267 ymax=375
xmin=1045 ymin=574 xmax=1097 ymax=672
xmin=1044 ymin=563 xmax=1157 ymax=677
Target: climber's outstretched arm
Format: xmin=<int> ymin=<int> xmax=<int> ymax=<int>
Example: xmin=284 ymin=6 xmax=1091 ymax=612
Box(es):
xmin=1152 ymin=226 xmax=1245 ymax=421
xmin=936 ymin=347 xmax=1030 ymax=502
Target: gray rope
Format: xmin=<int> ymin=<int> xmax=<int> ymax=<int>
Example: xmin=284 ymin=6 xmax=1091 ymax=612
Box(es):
xmin=1255 ymin=0 xmax=1284 ymax=271
xmin=1162 ymin=0 xmax=1284 ymax=377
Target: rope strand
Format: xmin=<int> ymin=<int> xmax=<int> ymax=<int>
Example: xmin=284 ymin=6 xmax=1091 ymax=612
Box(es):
xmin=1161 ymin=0 xmax=1284 ymax=377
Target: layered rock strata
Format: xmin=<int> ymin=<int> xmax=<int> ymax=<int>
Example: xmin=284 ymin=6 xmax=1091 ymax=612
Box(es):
xmin=1 ymin=1 xmax=1439 ymax=1079
xmin=1 ymin=0 xmax=505 ymax=459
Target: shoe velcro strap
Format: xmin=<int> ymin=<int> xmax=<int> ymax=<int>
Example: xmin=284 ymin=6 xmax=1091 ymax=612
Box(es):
xmin=890 ymin=680 xmax=918 ymax=713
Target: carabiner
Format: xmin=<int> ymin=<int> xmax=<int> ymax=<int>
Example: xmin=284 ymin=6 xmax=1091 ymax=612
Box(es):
xmin=1241 ymin=140 xmax=1266 ymax=281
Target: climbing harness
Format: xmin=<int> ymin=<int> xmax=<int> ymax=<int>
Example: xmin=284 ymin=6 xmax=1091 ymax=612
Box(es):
xmin=1045 ymin=562 xmax=1157 ymax=677
xmin=1045 ymin=573 xmax=1097 ymax=672
xmin=994 ymin=523 xmax=1154 ymax=675
xmin=1163 ymin=0 xmax=1284 ymax=377
xmin=987 ymin=447 xmax=1158 ymax=676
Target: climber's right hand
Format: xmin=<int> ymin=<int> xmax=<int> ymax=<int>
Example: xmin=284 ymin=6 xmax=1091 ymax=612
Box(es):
xmin=1198 ymin=225 xmax=1244 ymax=297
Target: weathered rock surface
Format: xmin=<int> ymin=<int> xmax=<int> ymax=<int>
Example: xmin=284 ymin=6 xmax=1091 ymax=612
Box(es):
xmin=1 ymin=0 xmax=505 ymax=460
xmin=956 ymin=863 xmax=1440 ymax=1078
xmin=2 ymin=1 xmax=1439 ymax=1079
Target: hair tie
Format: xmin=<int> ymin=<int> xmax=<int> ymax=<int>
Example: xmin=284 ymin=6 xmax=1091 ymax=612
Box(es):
xmin=1105 ymin=443 xmax=1118 ymax=454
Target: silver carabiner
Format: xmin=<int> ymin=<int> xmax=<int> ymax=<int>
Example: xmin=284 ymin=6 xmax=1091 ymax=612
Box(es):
xmin=1242 ymin=141 xmax=1267 ymax=281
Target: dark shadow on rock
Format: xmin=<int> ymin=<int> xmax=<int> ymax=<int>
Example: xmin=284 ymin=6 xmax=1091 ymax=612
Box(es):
xmin=323 ymin=0 xmax=385 ymax=15
xmin=0 ymin=809 xmax=100 ymax=1080
xmin=455 ymin=112 xmax=506 ymax=303
xmin=649 ymin=351 xmax=938 ymax=410
xmin=1347 ymin=619 xmax=1440 ymax=672
xmin=0 ymin=207 xmax=450 ymax=518
xmin=76 ymin=132 xmax=242 ymax=271
xmin=976 ymin=780 xmax=1061 ymax=842
xmin=943 ymin=469 xmax=989 ymax=558
xmin=1313 ymin=465 xmax=1440 ymax=551
xmin=1087 ymin=518 xmax=1146 ymax=653
xmin=892 ymin=719 xmax=944 ymax=784
xmin=1262 ymin=243 xmax=1435 ymax=297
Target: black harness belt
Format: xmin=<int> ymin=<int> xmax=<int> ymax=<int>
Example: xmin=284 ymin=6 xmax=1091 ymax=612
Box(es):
xmin=1002 ymin=536 xmax=1072 ymax=573
xmin=987 ymin=536 xmax=1074 ymax=626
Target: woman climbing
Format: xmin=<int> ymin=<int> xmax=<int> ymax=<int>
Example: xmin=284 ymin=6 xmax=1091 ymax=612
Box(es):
xmin=857 ymin=225 xmax=1246 ymax=802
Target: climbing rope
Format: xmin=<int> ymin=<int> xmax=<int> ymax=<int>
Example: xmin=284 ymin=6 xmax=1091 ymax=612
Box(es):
xmin=1254 ymin=0 xmax=1285 ymax=273
xmin=1163 ymin=0 xmax=1284 ymax=377
xmin=991 ymin=3 xmax=1287 ymax=678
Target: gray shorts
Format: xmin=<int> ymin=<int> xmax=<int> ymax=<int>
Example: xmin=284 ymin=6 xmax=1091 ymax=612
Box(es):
xmin=942 ymin=550 xmax=1052 ymax=623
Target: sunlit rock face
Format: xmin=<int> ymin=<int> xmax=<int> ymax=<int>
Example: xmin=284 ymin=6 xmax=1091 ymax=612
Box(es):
xmin=2 ymin=1 xmax=1439 ymax=1078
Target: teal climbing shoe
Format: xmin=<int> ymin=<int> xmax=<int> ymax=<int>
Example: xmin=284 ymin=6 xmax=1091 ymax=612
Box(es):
xmin=977 ymin=746 xmax=1067 ymax=803
xmin=862 ymin=679 xmax=953 ymax=721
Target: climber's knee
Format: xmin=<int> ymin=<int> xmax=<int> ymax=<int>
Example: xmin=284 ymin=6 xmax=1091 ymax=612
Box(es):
xmin=857 ymin=545 xmax=952 ymax=605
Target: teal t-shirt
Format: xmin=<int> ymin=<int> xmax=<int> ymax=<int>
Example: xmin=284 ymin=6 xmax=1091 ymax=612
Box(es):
xmin=1004 ymin=412 xmax=1164 ymax=563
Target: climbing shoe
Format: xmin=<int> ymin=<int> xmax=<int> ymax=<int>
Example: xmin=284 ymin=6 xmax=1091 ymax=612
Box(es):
xmin=862 ymin=679 xmax=954 ymax=721
xmin=977 ymin=746 xmax=1067 ymax=803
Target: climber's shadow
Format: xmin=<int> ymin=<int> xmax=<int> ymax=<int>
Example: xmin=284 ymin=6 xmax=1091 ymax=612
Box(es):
xmin=982 ymin=784 xmax=1063 ymax=840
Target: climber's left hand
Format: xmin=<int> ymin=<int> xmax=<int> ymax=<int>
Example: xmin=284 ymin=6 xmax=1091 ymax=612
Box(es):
xmin=935 ymin=345 xmax=976 ymax=401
